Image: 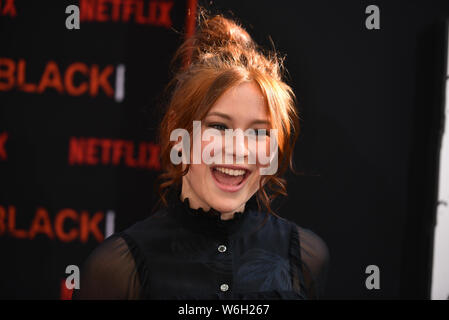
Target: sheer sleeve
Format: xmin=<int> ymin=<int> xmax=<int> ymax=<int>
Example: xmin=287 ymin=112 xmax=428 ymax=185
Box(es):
xmin=71 ymin=233 xmax=141 ymax=300
xmin=297 ymin=225 xmax=330 ymax=299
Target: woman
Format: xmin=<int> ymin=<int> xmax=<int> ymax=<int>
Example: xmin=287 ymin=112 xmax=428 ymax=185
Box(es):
xmin=72 ymin=11 xmax=330 ymax=300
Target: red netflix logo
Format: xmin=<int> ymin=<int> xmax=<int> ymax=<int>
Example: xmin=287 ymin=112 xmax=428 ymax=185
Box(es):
xmin=68 ymin=137 xmax=161 ymax=170
xmin=80 ymin=0 xmax=174 ymax=27
xmin=0 ymin=58 xmax=126 ymax=102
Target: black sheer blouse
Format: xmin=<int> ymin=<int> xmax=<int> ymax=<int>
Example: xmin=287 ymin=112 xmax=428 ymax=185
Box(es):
xmin=72 ymin=187 xmax=330 ymax=300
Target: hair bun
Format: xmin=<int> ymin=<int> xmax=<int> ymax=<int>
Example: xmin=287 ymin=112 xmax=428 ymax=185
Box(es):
xmin=195 ymin=13 xmax=255 ymax=52
xmin=171 ymin=10 xmax=258 ymax=71
xmin=170 ymin=8 xmax=282 ymax=80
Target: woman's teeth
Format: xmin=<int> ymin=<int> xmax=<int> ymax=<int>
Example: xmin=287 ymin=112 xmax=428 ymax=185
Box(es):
xmin=214 ymin=167 xmax=246 ymax=176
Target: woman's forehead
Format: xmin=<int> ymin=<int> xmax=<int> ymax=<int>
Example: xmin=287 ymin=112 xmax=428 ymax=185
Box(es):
xmin=207 ymin=82 xmax=269 ymax=121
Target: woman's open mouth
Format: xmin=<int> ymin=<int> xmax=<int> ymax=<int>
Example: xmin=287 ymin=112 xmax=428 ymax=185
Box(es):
xmin=210 ymin=165 xmax=251 ymax=192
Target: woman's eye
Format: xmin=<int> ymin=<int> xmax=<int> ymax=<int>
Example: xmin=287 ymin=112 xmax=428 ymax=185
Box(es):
xmin=251 ymin=129 xmax=270 ymax=137
xmin=208 ymin=123 xmax=228 ymax=131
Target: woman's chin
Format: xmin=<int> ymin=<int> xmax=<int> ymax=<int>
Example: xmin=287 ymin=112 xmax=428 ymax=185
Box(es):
xmin=208 ymin=198 xmax=243 ymax=215
xmin=206 ymin=182 xmax=255 ymax=214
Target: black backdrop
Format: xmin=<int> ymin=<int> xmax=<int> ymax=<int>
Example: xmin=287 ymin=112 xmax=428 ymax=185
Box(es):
xmin=0 ymin=0 xmax=448 ymax=299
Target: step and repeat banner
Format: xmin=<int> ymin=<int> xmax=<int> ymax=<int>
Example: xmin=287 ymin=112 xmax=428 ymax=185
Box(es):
xmin=0 ymin=0 xmax=196 ymax=299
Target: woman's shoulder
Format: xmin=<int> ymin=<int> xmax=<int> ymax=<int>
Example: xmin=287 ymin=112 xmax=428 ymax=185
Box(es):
xmin=72 ymin=233 xmax=141 ymax=299
xmin=248 ymin=212 xmax=330 ymax=298
xmin=79 ymin=234 xmax=132 ymax=271
xmin=251 ymin=213 xmax=329 ymax=254
xmin=121 ymin=206 xmax=176 ymax=236
xmin=293 ymin=224 xmax=330 ymax=260
xmin=72 ymin=208 xmax=173 ymax=299
xmin=289 ymin=223 xmax=330 ymax=299
xmin=264 ymin=212 xmax=329 ymax=254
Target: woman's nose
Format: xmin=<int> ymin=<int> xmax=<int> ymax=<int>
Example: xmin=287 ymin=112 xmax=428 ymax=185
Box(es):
xmin=223 ymin=129 xmax=249 ymax=164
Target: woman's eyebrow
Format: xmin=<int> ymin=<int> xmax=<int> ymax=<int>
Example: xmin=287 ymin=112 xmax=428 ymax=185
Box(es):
xmin=250 ymin=119 xmax=271 ymax=125
xmin=206 ymin=111 xmax=233 ymax=120
xmin=207 ymin=112 xmax=270 ymax=125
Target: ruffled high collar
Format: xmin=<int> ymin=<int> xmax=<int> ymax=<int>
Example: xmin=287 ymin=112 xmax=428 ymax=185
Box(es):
xmin=166 ymin=185 xmax=259 ymax=238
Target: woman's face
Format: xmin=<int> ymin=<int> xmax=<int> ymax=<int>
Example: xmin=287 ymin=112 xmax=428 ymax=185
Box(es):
xmin=181 ymin=81 xmax=272 ymax=219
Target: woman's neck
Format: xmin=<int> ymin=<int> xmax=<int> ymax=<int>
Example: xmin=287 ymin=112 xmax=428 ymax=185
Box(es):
xmin=180 ymin=188 xmax=245 ymax=221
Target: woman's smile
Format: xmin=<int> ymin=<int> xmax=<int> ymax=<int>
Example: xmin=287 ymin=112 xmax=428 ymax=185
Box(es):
xmin=210 ymin=165 xmax=253 ymax=193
